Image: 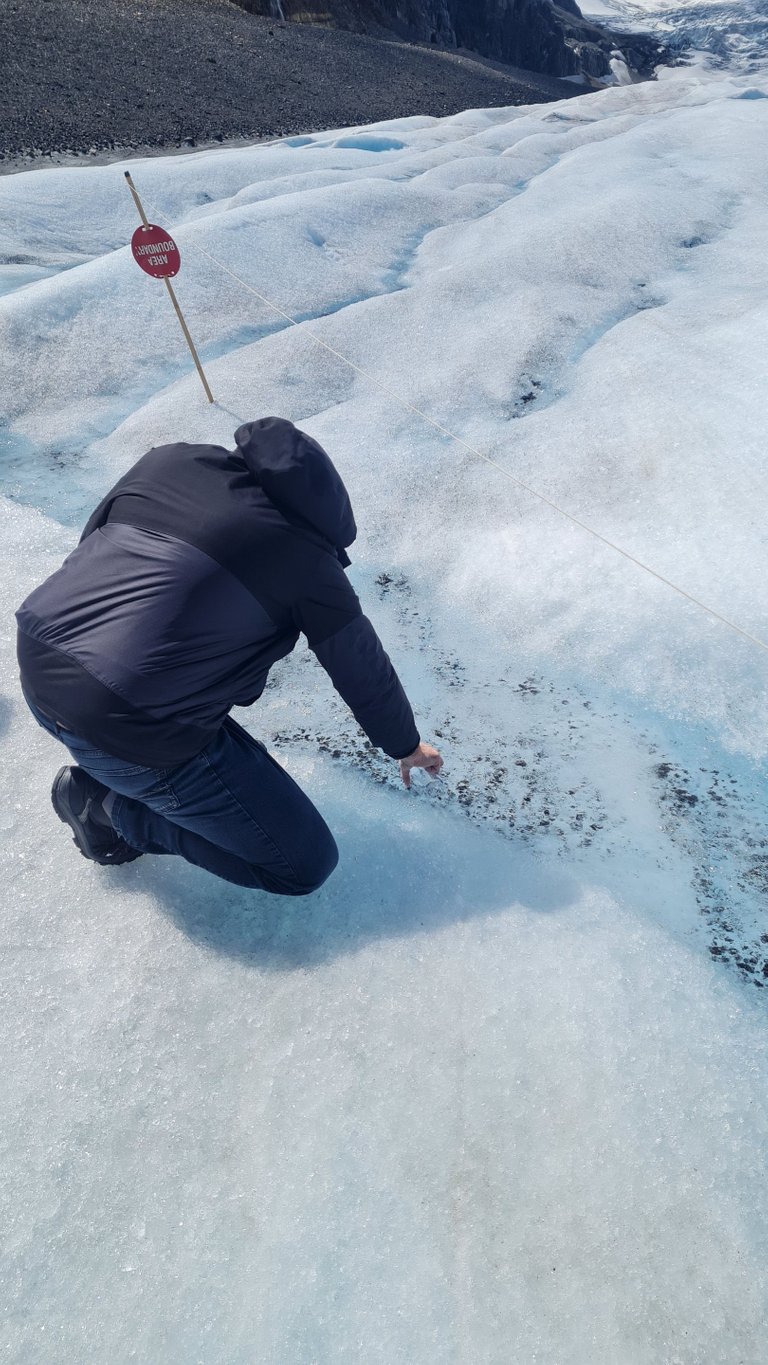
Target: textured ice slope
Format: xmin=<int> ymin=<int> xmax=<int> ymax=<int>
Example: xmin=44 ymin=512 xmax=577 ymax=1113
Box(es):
xmin=582 ymin=0 xmax=768 ymax=71
xmin=2 ymin=61 xmax=768 ymax=1363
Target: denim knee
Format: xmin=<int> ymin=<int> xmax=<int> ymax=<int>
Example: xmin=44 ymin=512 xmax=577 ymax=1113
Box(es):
xmin=268 ymin=826 xmax=339 ymax=897
xmin=305 ymin=828 xmax=339 ymax=893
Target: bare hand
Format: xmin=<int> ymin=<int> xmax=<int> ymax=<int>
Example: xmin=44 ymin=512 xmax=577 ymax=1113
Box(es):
xmin=399 ymin=741 xmax=444 ymax=790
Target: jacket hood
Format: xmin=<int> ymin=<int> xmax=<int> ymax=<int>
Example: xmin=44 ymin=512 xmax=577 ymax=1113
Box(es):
xmin=234 ymin=417 xmax=356 ymax=567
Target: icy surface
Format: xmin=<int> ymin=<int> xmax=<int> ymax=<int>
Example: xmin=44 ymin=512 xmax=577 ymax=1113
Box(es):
xmin=582 ymin=0 xmax=768 ymax=71
xmin=1 ymin=60 xmax=768 ymax=1363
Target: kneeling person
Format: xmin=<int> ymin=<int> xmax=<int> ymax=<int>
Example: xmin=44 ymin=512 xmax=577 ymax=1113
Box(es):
xmin=16 ymin=417 xmax=442 ymax=894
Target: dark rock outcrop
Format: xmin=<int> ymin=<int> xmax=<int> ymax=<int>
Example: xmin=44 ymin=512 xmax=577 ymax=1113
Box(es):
xmin=233 ymin=0 xmax=668 ymax=79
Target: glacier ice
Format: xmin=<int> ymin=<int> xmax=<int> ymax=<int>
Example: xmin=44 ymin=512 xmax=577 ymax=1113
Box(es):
xmin=1 ymin=58 xmax=768 ymax=1364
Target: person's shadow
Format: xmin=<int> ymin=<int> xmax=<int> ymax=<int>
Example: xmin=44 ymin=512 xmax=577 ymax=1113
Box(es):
xmin=117 ymin=766 xmax=578 ymax=969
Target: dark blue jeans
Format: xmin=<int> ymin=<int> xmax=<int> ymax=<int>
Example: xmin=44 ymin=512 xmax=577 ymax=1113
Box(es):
xmin=28 ymin=701 xmax=338 ymax=894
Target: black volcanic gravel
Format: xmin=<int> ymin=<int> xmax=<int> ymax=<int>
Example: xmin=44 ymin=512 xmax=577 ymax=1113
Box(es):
xmin=0 ymin=0 xmax=581 ymax=166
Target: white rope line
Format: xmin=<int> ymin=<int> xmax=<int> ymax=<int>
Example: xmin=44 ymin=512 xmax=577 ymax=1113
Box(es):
xmin=143 ymin=196 xmax=768 ymax=655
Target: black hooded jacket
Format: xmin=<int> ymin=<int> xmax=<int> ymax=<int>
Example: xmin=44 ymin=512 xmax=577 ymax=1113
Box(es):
xmin=16 ymin=417 xmax=420 ymax=767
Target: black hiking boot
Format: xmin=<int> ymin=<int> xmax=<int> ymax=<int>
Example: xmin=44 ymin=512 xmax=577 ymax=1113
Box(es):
xmin=51 ymin=766 xmax=143 ymax=866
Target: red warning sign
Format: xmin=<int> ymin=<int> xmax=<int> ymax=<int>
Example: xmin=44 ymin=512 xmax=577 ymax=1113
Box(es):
xmin=131 ymin=224 xmax=181 ymax=278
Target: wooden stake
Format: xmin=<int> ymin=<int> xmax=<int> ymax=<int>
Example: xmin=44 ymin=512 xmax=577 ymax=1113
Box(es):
xmin=160 ymin=278 xmax=214 ymax=404
xmin=124 ymin=171 xmax=214 ymax=404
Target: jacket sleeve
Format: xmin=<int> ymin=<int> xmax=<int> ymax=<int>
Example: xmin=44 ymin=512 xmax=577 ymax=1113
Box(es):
xmin=290 ymin=553 xmax=420 ymax=761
